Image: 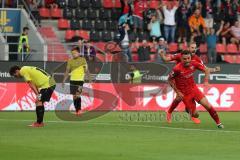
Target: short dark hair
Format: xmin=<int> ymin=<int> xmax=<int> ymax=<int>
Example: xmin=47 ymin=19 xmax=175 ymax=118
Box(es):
xmin=23 ymin=27 xmax=29 ymax=32
xmin=71 ymin=46 xmax=79 ymax=52
xmin=181 ymin=50 xmax=191 ymax=55
xmin=9 ymin=66 xmax=21 ymax=76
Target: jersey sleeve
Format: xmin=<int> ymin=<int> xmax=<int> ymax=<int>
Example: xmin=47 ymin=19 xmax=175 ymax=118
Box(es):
xmin=168 ymin=66 xmax=180 ymax=79
xmin=194 ymin=55 xmax=204 ymax=64
xmin=20 ymin=68 xmax=31 ymax=82
xmin=193 ymin=61 xmax=206 ymax=72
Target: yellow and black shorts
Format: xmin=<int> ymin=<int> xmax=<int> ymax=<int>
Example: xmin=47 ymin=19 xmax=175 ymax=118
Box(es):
xmin=39 ymin=85 xmax=56 ymax=102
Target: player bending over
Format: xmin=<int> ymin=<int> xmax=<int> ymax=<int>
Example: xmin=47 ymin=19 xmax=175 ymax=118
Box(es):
xmin=9 ymin=66 xmax=56 ymax=127
xmin=168 ymin=51 xmax=224 ymax=128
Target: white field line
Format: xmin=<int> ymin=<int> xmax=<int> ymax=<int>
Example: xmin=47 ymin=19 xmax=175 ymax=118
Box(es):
xmin=0 ymin=118 xmax=239 ymax=133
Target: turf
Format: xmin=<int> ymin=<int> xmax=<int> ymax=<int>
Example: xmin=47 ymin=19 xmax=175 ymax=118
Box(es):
xmin=0 ymin=111 xmax=240 ymax=160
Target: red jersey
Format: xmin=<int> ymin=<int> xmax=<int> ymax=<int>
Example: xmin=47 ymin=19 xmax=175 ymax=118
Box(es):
xmin=169 ymin=53 xmax=203 ymax=64
xmin=169 ymin=61 xmax=206 ymax=95
xmin=133 ymin=0 xmax=148 ymax=18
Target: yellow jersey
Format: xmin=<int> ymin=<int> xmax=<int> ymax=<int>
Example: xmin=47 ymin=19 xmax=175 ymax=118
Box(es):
xmin=20 ymin=66 xmax=55 ymax=89
xmin=67 ymin=57 xmax=87 ymax=81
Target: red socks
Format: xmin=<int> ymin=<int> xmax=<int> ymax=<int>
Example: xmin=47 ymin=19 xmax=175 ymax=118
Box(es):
xmin=168 ymin=99 xmax=181 ymax=113
xmin=207 ymin=107 xmax=221 ymax=125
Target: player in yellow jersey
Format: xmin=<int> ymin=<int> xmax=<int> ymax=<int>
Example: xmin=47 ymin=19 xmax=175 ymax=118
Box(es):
xmin=62 ymin=48 xmax=89 ymax=115
xmin=9 ymin=65 xmax=56 ymax=127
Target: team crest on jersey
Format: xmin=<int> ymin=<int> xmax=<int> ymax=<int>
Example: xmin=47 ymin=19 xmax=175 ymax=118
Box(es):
xmin=190 ymin=66 xmax=195 ymax=70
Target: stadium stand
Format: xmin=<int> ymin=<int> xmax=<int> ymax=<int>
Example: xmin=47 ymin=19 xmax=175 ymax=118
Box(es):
xmin=39 ymin=7 xmax=51 ymax=18
xmin=38 ymin=26 xmax=68 ymax=61
xmin=19 ymin=0 xmax=240 ymax=63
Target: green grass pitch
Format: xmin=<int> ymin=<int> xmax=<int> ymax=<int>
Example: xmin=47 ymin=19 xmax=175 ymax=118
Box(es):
xmin=0 ymin=111 xmax=240 ymax=160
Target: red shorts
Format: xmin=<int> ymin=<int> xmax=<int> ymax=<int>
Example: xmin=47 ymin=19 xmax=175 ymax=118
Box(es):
xmin=182 ymin=86 xmax=205 ymax=115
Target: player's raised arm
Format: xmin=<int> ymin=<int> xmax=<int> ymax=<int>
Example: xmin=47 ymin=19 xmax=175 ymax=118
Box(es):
xmin=159 ymin=49 xmax=171 ymax=62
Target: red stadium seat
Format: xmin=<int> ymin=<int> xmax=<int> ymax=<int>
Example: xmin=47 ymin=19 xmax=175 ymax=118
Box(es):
xmin=235 ymin=55 xmax=240 ymax=64
xmin=96 ymin=53 xmax=105 ymax=62
xmin=148 ymin=42 xmax=157 ymax=53
xmin=106 ymin=54 xmax=114 ymax=62
xmin=216 ymin=43 xmax=226 ymax=54
xmin=149 ymin=0 xmax=159 ymax=9
xmin=236 ymin=55 xmax=240 ymax=63
xmin=58 ymin=19 xmax=69 ymax=29
xmin=223 ymin=55 xmax=235 ymax=63
xmin=65 ymin=30 xmax=75 ymax=41
xmin=39 ymin=7 xmax=50 ymax=18
xmin=227 ymin=44 xmax=238 ymax=54
xmin=103 ymin=0 xmax=114 ymax=8
xmin=111 ymin=44 xmax=121 ymax=53
xmin=199 ymin=43 xmax=207 ymax=54
xmin=199 ymin=54 xmax=208 ymax=63
xmin=132 ymin=54 xmax=139 ymax=62
xmin=78 ymin=30 xmax=90 ymax=40
xmin=51 ymin=8 xmax=62 ymax=18
xmin=95 ymin=42 xmax=106 ymax=52
xmin=168 ymin=43 xmax=178 ymax=53
xmin=131 ymin=42 xmax=142 ymax=53
xmin=131 ymin=46 xmax=138 ymax=53
xmin=150 ymin=47 xmax=157 ymax=53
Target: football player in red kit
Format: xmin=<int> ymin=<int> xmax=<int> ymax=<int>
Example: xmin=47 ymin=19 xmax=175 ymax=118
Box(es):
xmin=168 ymin=50 xmax=224 ymax=128
xmin=160 ymin=42 xmax=220 ymax=124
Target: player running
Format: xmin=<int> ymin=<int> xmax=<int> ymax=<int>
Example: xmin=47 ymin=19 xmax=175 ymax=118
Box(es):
xmin=168 ymin=51 xmax=224 ymax=128
xmin=9 ymin=65 xmax=56 ymax=127
xmin=160 ymin=42 xmax=220 ymax=124
xmin=62 ymin=48 xmax=89 ymax=115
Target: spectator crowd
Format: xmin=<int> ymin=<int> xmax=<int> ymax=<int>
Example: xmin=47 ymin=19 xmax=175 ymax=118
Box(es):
xmin=117 ymin=0 xmax=240 ymax=63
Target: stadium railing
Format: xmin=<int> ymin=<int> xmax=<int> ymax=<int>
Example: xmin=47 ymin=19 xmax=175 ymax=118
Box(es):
xmin=1 ymin=41 xmax=109 ymax=62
